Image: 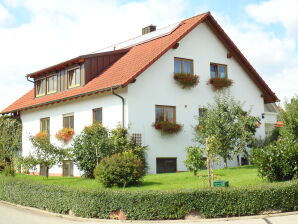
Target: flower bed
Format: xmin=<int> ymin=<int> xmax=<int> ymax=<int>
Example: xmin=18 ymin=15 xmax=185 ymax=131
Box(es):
xmin=173 ymin=73 xmax=199 ymax=88
xmin=208 ymin=77 xmax=233 ymax=91
xmin=153 ymin=121 xmax=182 ymax=134
xmin=55 ymin=128 xmax=74 ymax=143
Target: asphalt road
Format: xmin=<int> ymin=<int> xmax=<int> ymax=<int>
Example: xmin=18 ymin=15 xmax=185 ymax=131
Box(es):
xmin=0 ymin=202 xmax=297 ymax=224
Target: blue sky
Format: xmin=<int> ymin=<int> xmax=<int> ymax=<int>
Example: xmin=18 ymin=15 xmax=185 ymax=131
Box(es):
xmin=0 ymin=0 xmax=297 ymax=110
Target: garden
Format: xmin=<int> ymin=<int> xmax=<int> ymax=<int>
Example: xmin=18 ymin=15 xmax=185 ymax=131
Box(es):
xmin=0 ymin=93 xmax=297 ymax=220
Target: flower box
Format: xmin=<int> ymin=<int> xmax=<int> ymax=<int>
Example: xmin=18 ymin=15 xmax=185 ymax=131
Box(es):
xmin=35 ymin=131 xmax=49 ymax=141
xmin=208 ymin=77 xmax=233 ymax=91
xmin=55 ymin=128 xmax=74 ymax=143
xmin=153 ymin=121 xmax=182 ymax=135
xmin=173 ymin=73 xmax=199 ymax=88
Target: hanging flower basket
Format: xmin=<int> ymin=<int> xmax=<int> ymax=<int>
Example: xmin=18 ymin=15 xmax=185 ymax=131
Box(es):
xmin=153 ymin=121 xmax=182 ymax=135
xmin=55 ymin=128 xmax=75 ymax=143
xmin=173 ymin=73 xmax=199 ymax=88
xmin=35 ymin=131 xmax=49 ymax=141
xmin=208 ymin=77 xmax=233 ymax=91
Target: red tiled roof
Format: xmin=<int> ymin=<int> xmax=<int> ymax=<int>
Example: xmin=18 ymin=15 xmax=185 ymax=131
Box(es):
xmin=1 ymin=12 xmax=278 ymax=114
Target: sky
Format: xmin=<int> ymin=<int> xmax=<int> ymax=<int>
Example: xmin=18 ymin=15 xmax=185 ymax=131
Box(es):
xmin=0 ymin=0 xmax=297 ymax=111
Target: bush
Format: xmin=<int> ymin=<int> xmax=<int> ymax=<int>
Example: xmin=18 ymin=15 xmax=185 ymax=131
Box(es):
xmin=0 ymin=177 xmax=297 ymax=220
xmin=94 ymin=151 xmax=146 ymax=187
xmin=252 ymin=137 xmax=298 ymax=181
xmin=185 ymin=146 xmax=205 ymax=175
xmin=73 ymin=124 xmax=146 ymax=178
xmin=4 ymin=165 xmax=15 ymax=176
xmin=72 ymin=123 xmax=112 ymax=178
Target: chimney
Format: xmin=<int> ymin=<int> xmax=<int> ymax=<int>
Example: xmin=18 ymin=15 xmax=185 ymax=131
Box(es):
xmin=142 ymin=25 xmax=156 ymax=35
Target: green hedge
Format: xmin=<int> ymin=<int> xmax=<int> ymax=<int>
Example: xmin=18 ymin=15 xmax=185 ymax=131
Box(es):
xmin=0 ymin=177 xmax=297 ymax=220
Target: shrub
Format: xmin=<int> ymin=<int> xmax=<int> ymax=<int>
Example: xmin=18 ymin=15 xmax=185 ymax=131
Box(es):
xmin=0 ymin=177 xmax=297 ymax=220
xmin=72 ymin=123 xmax=112 ymax=178
xmin=173 ymin=73 xmax=199 ymax=88
xmin=185 ymin=146 xmax=205 ymax=176
xmin=4 ymin=165 xmax=15 ymax=176
xmin=94 ymin=151 xmax=146 ymax=187
xmin=55 ymin=128 xmax=75 ymax=143
xmin=208 ymin=77 xmax=233 ymax=91
xmin=252 ymin=137 xmax=298 ymax=181
xmin=153 ymin=121 xmax=182 ymax=135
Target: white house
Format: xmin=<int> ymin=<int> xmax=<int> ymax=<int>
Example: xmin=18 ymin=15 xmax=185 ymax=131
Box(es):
xmin=1 ymin=12 xmax=279 ymax=176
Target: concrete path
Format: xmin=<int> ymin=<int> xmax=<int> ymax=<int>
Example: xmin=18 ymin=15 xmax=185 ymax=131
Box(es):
xmin=0 ymin=202 xmax=297 ymax=224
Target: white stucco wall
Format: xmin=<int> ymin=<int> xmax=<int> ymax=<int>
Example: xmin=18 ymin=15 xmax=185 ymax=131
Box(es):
xmin=127 ymin=22 xmax=265 ymax=173
xmin=21 ymin=88 xmax=127 ymax=176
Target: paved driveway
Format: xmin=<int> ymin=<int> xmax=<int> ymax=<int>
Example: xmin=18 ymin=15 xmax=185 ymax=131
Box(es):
xmin=0 ymin=202 xmax=297 ymax=224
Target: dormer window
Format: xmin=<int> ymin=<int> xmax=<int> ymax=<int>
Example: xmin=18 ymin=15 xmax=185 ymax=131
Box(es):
xmin=47 ymin=75 xmax=57 ymax=94
xmin=68 ymin=68 xmax=80 ymax=89
xmin=36 ymin=79 xmax=46 ymax=97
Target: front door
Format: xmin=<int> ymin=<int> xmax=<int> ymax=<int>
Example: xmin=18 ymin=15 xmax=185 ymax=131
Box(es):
xmin=62 ymin=160 xmax=73 ymax=176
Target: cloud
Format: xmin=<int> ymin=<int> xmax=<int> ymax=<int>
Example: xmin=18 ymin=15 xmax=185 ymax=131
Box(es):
xmin=246 ymin=0 xmax=298 ymax=37
xmin=0 ymin=3 xmax=13 ymax=25
xmin=212 ymin=1 xmax=298 ymax=102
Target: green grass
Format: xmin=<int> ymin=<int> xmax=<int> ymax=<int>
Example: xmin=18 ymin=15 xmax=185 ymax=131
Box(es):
xmin=1 ymin=165 xmax=270 ymax=191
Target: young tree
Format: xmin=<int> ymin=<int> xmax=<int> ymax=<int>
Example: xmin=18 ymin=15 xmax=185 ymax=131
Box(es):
xmin=29 ymin=132 xmax=70 ymax=178
xmin=72 ymin=123 xmax=113 ymax=178
xmin=0 ymin=116 xmax=22 ymax=173
xmin=280 ymin=96 xmax=298 ymax=140
xmin=195 ymin=92 xmax=259 ymax=168
xmin=184 ymin=146 xmax=205 ymax=176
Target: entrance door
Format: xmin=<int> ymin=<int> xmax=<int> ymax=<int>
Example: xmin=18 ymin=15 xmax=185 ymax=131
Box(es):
xmin=62 ymin=160 xmax=73 ymax=176
xmin=156 ymin=158 xmax=177 ymax=173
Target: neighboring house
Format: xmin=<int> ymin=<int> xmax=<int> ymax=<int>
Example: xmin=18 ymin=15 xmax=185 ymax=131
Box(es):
xmin=1 ymin=12 xmax=278 ymax=176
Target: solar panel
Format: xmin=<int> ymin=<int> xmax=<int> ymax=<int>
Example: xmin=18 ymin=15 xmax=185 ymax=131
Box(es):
xmin=93 ymin=21 xmax=182 ymax=53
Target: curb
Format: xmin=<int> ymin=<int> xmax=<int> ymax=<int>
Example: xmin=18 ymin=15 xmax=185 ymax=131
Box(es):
xmin=1 ymin=200 xmax=298 ymax=223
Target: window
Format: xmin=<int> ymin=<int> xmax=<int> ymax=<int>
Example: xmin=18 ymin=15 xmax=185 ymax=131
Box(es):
xmin=36 ymin=79 xmax=46 ymax=97
xmin=68 ymin=68 xmax=80 ymax=88
xmin=174 ymin=58 xmax=193 ymax=74
xmin=40 ymin=117 xmax=50 ymax=133
xmin=198 ymin=108 xmax=207 ymax=118
xmin=62 ymin=160 xmax=73 ymax=176
xmin=156 ymin=158 xmax=177 ymax=173
xmin=63 ymin=113 xmax=74 ymax=129
xmin=131 ymin=133 xmax=142 ymax=146
xmin=210 ymin=63 xmax=227 ymax=78
xmin=155 ymin=105 xmax=176 ymax=123
xmin=47 ymin=75 xmax=57 ymax=94
xmin=93 ymin=108 xmax=102 ymax=123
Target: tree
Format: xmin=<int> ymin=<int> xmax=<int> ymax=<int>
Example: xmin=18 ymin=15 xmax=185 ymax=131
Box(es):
xmin=72 ymin=123 xmax=112 ymax=178
xmin=252 ymin=96 xmax=298 ymax=182
xmin=184 ymin=146 xmax=205 ymax=176
xmin=29 ymin=132 xmax=70 ymax=178
xmin=280 ymin=96 xmax=298 ymax=140
xmin=0 ymin=116 xmax=22 ymax=173
xmin=195 ymin=92 xmax=259 ymax=168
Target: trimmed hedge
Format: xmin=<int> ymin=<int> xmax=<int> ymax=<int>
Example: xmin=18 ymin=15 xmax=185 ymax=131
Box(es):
xmin=0 ymin=177 xmax=297 ymax=220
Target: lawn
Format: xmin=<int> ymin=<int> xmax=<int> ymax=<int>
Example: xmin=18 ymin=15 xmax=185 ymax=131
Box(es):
xmin=1 ymin=165 xmax=270 ymax=191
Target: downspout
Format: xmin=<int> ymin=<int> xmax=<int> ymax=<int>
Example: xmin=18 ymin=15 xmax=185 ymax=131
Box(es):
xmin=27 ymin=76 xmax=35 ymax=97
xmin=112 ymin=89 xmax=125 ymax=128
